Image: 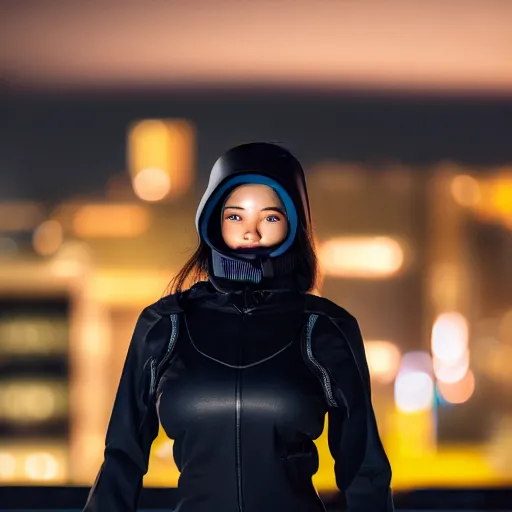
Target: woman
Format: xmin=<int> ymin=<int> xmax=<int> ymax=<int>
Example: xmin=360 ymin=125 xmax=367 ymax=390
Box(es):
xmin=83 ymin=142 xmax=394 ymax=512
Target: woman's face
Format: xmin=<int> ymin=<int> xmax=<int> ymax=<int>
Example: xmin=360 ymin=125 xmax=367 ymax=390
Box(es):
xmin=221 ymin=184 xmax=288 ymax=250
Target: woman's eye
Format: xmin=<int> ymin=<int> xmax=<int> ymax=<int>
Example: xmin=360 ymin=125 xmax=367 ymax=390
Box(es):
xmin=266 ymin=215 xmax=280 ymax=222
xmin=226 ymin=214 xmax=241 ymax=221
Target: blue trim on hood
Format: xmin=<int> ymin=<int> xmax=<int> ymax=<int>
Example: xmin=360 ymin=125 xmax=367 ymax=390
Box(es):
xmin=199 ymin=174 xmax=298 ymax=258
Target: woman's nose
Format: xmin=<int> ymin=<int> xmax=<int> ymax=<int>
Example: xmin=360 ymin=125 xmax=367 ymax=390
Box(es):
xmin=244 ymin=225 xmax=261 ymax=240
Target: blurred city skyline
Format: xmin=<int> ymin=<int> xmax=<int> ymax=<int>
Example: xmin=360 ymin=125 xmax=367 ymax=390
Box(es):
xmin=1 ymin=0 xmax=512 ymax=499
xmin=1 ymin=92 xmax=512 ymax=204
xmin=2 ymin=0 xmax=511 ymax=205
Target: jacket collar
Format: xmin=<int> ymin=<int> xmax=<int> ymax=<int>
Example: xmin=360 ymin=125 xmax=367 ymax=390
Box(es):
xmin=182 ymin=279 xmax=305 ymax=314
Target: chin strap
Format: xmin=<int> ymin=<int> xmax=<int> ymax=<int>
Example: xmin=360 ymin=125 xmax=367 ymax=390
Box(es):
xmin=211 ymin=251 xmax=263 ymax=283
xmin=209 ymin=245 xmax=299 ymax=285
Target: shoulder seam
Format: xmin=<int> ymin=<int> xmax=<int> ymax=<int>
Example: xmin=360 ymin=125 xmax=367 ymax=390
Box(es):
xmin=153 ymin=293 xmax=184 ymax=316
xmin=304 ymin=294 xmax=355 ymax=322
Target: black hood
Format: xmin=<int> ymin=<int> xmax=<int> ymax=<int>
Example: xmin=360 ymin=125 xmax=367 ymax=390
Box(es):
xmin=195 ymin=142 xmax=312 ymax=290
xmin=196 ymin=142 xmax=311 ymax=244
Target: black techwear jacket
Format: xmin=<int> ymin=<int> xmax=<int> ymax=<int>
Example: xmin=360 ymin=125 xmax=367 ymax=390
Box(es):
xmin=83 ymin=285 xmax=393 ymax=512
xmin=83 ymin=143 xmax=393 ymax=512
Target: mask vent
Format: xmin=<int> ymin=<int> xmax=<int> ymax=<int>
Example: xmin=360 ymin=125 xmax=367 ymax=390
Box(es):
xmin=212 ymin=252 xmax=262 ymax=283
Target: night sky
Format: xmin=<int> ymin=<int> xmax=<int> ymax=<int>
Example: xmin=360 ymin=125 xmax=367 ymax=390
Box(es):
xmin=1 ymin=89 xmax=511 ymax=203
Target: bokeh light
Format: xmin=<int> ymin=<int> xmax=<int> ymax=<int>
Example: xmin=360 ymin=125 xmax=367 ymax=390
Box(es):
xmin=365 ymin=341 xmax=401 ymax=384
xmin=395 ymin=351 xmax=435 ymax=413
xmin=319 ymin=236 xmax=404 ymax=278
xmin=432 ymin=312 xmax=468 ymax=362
xmin=433 ymin=350 xmax=470 ymax=384
xmin=24 ymin=452 xmax=59 ymax=481
xmin=437 ymin=369 xmax=476 ymax=404
xmin=33 ymin=220 xmax=63 ymax=256
xmin=0 ymin=452 xmax=17 ymax=479
xmin=395 ymin=371 xmax=435 ymax=414
xmin=132 ymin=167 xmax=171 ymax=202
xmin=450 ymin=175 xmax=481 ymax=207
xmin=72 ymin=204 xmax=150 ymax=238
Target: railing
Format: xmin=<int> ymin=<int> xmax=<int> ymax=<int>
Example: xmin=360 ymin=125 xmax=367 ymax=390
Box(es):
xmin=0 ymin=486 xmax=511 ymax=511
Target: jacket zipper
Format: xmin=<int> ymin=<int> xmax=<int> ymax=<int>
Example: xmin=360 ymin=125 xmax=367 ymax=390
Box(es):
xmin=305 ymin=314 xmax=350 ymax=416
xmin=235 ymin=291 xmax=249 ymax=512
xmin=235 ymin=366 xmax=243 ymax=512
xmin=148 ymin=313 xmax=180 ymax=400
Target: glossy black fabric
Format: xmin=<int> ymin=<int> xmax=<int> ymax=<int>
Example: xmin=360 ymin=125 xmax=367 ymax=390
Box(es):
xmin=157 ymin=286 xmax=326 ymax=512
xmin=83 ymin=281 xmax=394 ymax=512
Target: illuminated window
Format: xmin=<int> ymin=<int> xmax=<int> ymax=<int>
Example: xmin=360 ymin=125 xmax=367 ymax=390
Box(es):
xmin=128 ymin=119 xmax=195 ymax=202
xmin=0 ymin=297 xmax=70 ymax=483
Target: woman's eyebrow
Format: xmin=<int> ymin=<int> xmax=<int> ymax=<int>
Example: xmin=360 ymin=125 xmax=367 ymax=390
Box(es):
xmin=261 ymin=206 xmax=286 ymax=214
xmin=224 ymin=205 xmax=286 ymax=215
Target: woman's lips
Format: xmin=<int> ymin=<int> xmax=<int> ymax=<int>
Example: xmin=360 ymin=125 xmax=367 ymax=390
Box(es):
xmin=237 ymin=244 xmax=260 ymax=249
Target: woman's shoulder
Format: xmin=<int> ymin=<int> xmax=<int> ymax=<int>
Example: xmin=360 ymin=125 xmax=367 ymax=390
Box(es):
xmin=305 ymin=294 xmax=370 ymax=384
xmin=145 ymin=281 xmax=210 ymax=317
xmin=140 ymin=293 xmax=184 ymax=319
xmin=304 ymin=293 xmax=357 ymax=325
